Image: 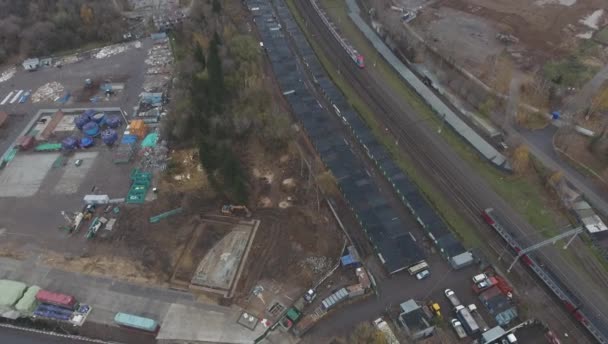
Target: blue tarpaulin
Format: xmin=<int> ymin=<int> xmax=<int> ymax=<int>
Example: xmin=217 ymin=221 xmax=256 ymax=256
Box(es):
xmin=341 ymin=254 xmax=359 ymax=267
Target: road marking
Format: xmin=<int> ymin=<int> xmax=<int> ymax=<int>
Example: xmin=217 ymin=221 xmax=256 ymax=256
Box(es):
xmin=1 ymin=91 xmax=14 ymax=105
xmin=10 ymin=89 xmax=23 ymax=104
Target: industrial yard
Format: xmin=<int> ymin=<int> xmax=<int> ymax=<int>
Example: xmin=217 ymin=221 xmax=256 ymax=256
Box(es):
xmin=0 ymin=0 xmax=607 ymax=343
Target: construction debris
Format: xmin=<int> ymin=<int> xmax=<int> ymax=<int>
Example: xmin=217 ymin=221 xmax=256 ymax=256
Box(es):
xmin=299 ymin=256 xmax=333 ymax=275
xmin=31 ymin=82 xmax=65 ymax=103
xmin=0 ymin=67 xmax=16 ymax=83
xmin=94 ymin=43 xmax=133 ymax=59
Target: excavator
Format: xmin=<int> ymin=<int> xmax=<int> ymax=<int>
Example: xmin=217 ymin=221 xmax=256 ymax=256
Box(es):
xmin=221 ymin=205 xmax=252 ymax=218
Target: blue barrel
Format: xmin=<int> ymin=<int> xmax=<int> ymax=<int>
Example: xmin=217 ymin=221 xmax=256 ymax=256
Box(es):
xmin=83 ymin=122 xmax=100 ymax=137
xmin=105 ymin=115 xmax=122 ymax=129
xmin=91 ymin=112 xmax=106 ymax=124
xmin=83 ymin=109 xmax=96 ymax=119
xmin=74 ymin=115 xmax=90 ymax=130
xmin=80 ymin=136 xmax=94 ymax=148
xmin=102 ymin=129 xmax=118 ymax=146
xmin=62 ymin=137 xmax=78 ymax=150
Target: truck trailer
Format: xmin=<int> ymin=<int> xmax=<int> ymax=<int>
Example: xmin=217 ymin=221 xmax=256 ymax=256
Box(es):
xmin=456 ymin=305 xmax=480 ymax=335
xmin=445 ymin=289 xmax=461 ymax=308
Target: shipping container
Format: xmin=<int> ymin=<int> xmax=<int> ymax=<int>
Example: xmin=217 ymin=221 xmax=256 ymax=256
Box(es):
xmin=321 ymin=288 xmax=348 ymax=310
xmin=0 ymin=280 xmax=27 ymax=311
xmin=407 ymin=261 xmax=428 ymax=275
xmin=35 ymin=289 xmax=77 ymax=309
xmin=15 ymin=285 xmax=41 ymax=314
xmin=456 ymin=306 xmax=480 ymax=335
xmin=114 ymin=312 xmax=159 ymax=333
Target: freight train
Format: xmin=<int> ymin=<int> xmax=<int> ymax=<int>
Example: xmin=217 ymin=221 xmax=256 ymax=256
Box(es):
xmin=482 ymin=208 xmax=608 ymax=344
xmin=309 ymin=0 xmax=365 ymax=68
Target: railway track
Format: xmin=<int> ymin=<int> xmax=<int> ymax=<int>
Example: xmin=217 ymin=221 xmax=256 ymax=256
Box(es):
xmin=291 ymin=0 xmax=602 ymax=341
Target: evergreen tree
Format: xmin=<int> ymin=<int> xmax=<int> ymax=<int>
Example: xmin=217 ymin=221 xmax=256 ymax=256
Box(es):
xmin=212 ymin=0 xmax=221 ymax=14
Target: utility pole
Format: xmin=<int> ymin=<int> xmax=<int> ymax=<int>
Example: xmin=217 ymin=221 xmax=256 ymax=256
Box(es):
xmin=507 ymin=226 xmax=584 ymax=272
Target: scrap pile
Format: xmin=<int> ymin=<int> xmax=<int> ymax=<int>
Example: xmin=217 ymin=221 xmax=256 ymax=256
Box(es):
xmin=31 ymin=82 xmax=64 ymax=103
xmin=94 ymin=42 xmax=133 ymax=59
xmin=139 ymin=131 xmax=168 ymax=172
xmin=142 ymin=32 xmax=173 ymax=94
xmin=0 ymin=67 xmax=16 ymax=83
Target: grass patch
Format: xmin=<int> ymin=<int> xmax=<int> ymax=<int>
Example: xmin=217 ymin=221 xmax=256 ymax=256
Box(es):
xmin=285 ymin=0 xmax=479 ymax=247
xmin=296 ymin=0 xmax=566 ymax=236
xmin=543 ymin=55 xmax=600 ymax=88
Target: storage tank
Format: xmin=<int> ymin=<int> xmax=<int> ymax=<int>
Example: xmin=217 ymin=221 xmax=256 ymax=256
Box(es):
xmin=62 ymin=137 xmax=78 ymax=150
xmin=105 ymin=115 xmax=122 ymax=129
xmin=74 ymin=115 xmax=90 ymax=130
xmin=91 ymin=112 xmax=106 ymax=124
xmin=101 ymin=129 xmax=118 ymax=146
xmin=83 ymin=122 xmax=100 ymax=137
xmin=80 ymin=136 xmax=94 ymax=148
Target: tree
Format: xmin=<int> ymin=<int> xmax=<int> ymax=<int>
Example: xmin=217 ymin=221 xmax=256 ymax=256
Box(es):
xmin=212 ymin=0 xmax=222 ymax=14
xmin=80 ymin=4 xmax=94 ymax=25
xmin=512 ymin=145 xmax=530 ymax=175
xmin=207 ymin=32 xmax=225 ymax=113
xmin=193 ymin=42 xmax=206 ymax=69
xmin=548 ymin=171 xmax=563 ymax=186
xmin=348 ymin=323 xmax=389 ymax=344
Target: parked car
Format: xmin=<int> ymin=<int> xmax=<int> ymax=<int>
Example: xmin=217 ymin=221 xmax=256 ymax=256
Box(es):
xmin=416 ymin=270 xmax=430 ymax=280
xmin=472 ymin=273 xmax=487 ymax=283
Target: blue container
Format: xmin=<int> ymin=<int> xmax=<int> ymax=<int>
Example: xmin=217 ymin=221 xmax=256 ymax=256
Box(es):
xmin=121 ymin=134 xmax=138 ymax=144
xmin=74 ymin=115 xmax=90 ymax=130
xmin=83 ymin=122 xmax=100 ymax=137
xmin=83 ymin=109 xmax=96 ymax=119
xmin=102 ymin=129 xmax=118 ymax=146
xmin=62 ymin=137 xmax=78 ymax=150
xmin=105 ymin=115 xmax=122 ymax=129
xmin=91 ymin=112 xmax=106 ymax=124
xmin=80 ymin=137 xmax=94 ymax=148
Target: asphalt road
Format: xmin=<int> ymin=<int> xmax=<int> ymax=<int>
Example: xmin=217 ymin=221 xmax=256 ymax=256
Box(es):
xmin=0 ymin=327 xmax=94 ymax=344
xmin=292 ymin=0 xmax=608 ymax=342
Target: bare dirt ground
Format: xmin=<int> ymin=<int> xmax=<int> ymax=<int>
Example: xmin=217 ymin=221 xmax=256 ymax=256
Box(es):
xmin=417 ymin=0 xmax=608 ymax=70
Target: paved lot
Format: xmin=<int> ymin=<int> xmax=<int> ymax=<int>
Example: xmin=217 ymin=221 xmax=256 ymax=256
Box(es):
xmin=0 ymin=39 xmax=152 ymax=159
xmin=53 ymin=152 xmax=98 ymax=195
xmin=0 ymin=256 xmax=265 ymax=344
xmin=0 ymin=40 xmax=153 ymax=256
xmin=0 ymin=153 xmax=58 ymax=197
xmin=303 ymin=251 xmax=483 ymax=342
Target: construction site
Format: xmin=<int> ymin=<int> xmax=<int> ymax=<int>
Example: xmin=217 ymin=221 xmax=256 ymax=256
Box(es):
xmin=0 ymin=10 xmax=349 ymax=339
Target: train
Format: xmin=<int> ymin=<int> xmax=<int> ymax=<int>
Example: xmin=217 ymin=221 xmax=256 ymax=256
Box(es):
xmin=481 ymin=208 xmax=608 ymax=344
xmin=309 ymin=0 xmax=365 ymax=68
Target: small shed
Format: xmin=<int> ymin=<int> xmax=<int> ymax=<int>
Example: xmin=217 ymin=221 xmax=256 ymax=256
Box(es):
xmin=22 ymin=58 xmax=40 ymax=71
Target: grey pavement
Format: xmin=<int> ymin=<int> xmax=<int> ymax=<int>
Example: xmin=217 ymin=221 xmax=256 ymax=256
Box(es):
xmin=302 ymin=252 xmax=480 ymax=343
xmin=0 ymin=256 xmax=265 ymax=343
xmin=0 ymin=326 xmax=95 ymax=344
